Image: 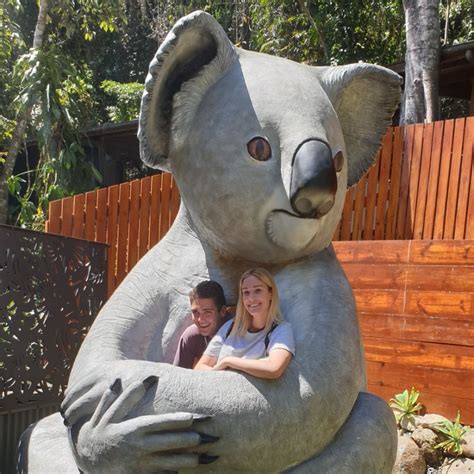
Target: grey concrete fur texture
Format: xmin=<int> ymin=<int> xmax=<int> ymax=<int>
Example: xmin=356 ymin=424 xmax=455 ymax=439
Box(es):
xmin=19 ymin=11 xmax=401 ymax=473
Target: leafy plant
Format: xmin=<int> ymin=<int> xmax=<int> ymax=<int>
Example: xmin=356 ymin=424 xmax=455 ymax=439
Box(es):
xmin=101 ymin=80 xmax=143 ymax=123
xmin=434 ymin=411 xmax=471 ymax=456
xmin=389 ymin=387 xmax=423 ymax=427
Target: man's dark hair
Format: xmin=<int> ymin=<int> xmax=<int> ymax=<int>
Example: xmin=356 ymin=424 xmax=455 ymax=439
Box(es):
xmin=189 ymin=280 xmax=226 ymax=310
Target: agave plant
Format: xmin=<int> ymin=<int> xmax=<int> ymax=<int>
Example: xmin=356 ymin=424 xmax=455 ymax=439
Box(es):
xmin=434 ymin=411 xmax=470 ymax=456
xmin=389 ymin=387 xmax=423 ymax=428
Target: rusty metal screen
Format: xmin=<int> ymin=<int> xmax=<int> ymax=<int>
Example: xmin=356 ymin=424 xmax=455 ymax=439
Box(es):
xmin=0 ymin=224 xmax=107 ymax=412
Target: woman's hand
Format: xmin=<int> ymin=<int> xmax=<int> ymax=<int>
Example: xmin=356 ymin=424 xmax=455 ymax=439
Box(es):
xmin=212 ymin=357 xmax=236 ymax=371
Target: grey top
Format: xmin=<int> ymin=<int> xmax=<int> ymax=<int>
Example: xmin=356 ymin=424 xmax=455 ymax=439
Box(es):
xmin=204 ymin=319 xmax=295 ymax=362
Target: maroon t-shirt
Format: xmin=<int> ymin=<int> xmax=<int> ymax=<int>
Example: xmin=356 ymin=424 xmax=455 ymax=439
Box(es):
xmin=173 ymin=315 xmax=232 ymax=369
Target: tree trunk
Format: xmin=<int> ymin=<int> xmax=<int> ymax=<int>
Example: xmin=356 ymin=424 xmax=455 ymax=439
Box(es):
xmin=400 ymin=0 xmax=440 ymax=124
xmin=0 ymin=0 xmax=48 ymax=224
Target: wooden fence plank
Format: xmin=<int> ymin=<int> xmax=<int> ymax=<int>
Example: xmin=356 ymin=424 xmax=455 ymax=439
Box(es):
xmin=343 ymin=264 xmax=407 ymax=290
xmin=408 ymin=240 xmax=474 ymax=265
xmin=106 ymin=185 xmax=119 ymax=297
xmin=366 ymin=360 xmax=473 ymax=400
xmin=84 ymin=191 xmax=97 ymax=241
xmin=96 ymin=188 xmax=108 ymax=244
xmin=467 ymin=158 xmax=474 ymax=239
xmin=455 ymin=117 xmax=473 ymax=239
xmin=374 ymin=133 xmax=392 ymax=239
xmin=127 ymin=180 xmax=140 ymax=272
xmin=444 ymin=118 xmax=466 ymax=239
xmin=404 ymin=290 xmax=474 ymax=318
xmin=149 ymin=174 xmax=162 ymax=247
xmin=405 ymin=123 xmax=424 ymax=239
xmin=338 ymin=189 xmax=354 ymax=241
xmin=47 ymin=200 xmax=62 ymax=234
xmin=72 ymin=194 xmax=85 ymax=239
xmin=364 ymin=337 xmax=474 ymax=370
xmin=362 ymin=151 xmax=380 ymax=239
xmin=60 ymin=197 xmax=74 ymax=237
xmin=396 ymin=125 xmax=415 ymax=239
xmin=385 ymin=127 xmax=404 ymax=239
xmin=360 ymin=313 xmax=474 ymax=346
xmin=116 ymin=182 xmax=131 ymax=283
xmin=404 ymin=265 xmax=474 ymax=292
xmin=334 ymin=240 xmax=410 ymax=264
xmin=433 ymin=120 xmax=455 ymax=238
xmin=422 ymin=120 xmax=444 ymax=239
xmin=138 ymin=176 xmax=152 ymax=258
xmin=353 ymin=289 xmax=405 ymax=314
xmin=413 ymin=122 xmax=434 ymax=239
xmin=351 ymin=177 xmax=366 ymax=240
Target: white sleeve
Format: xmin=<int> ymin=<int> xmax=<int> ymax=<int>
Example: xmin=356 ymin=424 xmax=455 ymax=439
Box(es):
xmin=267 ymin=321 xmax=295 ymax=355
xmin=203 ymin=320 xmax=233 ymax=358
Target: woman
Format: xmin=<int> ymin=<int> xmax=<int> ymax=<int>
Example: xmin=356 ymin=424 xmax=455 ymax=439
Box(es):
xmin=195 ymin=268 xmax=294 ymax=379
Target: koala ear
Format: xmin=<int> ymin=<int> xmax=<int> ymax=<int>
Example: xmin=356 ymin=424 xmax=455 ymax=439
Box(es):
xmin=319 ymin=64 xmax=402 ymax=187
xmin=138 ymin=11 xmax=238 ymax=171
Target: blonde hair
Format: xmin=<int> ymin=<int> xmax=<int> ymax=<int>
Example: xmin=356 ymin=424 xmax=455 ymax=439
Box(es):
xmin=231 ymin=268 xmax=282 ymax=336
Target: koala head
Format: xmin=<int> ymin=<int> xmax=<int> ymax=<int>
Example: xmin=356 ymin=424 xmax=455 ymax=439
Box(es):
xmin=138 ymin=11 xmax=401 ymax=264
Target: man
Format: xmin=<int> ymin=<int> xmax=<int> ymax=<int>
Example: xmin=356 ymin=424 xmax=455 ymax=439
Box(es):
xmin=173 ymin=280 xmax=231 ymax=369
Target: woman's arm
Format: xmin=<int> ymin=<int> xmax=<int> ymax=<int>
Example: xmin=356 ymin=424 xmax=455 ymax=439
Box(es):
xmin=194 ymin=354 xmax=218 ymax=370
xmin=213 ymin=349 xmax=292 ymax=379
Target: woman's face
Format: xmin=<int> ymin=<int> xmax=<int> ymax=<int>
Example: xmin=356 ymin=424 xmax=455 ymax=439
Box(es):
xmin=241 ymin=275 xmax=272 ymax=322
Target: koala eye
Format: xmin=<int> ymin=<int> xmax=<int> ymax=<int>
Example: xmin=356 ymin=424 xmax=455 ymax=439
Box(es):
xmin=247 ymin=137 xmax=272 ymax=161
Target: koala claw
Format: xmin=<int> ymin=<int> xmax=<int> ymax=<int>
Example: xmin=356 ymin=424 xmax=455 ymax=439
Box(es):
xmin=199 ymin=454 xmax=219 ymax=464
xmin=198 ymin=432 xmax=219 ymax=444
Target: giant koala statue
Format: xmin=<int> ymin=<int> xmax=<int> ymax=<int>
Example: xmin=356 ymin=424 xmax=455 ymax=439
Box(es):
xmin=20 ymin=11 xmax=401 ymax=473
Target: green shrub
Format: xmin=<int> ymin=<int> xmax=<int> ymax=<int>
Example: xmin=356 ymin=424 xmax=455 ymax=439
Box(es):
xmin=100 ymin=80 xmax=143 ymax=123
xmin=434 ymin=411 xmax=470 ymax=456
xmin=389 ymin=387 xmax=423 ymax=427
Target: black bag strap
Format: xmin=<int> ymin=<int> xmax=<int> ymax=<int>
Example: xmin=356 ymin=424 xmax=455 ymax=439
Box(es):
xmin=264 ymin=322 xmax=279 ymax=353
xmin=225 ymin=321 xmax=235 ymax=339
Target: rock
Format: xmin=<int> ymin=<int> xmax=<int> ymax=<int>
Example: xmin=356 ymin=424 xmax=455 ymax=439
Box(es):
xmin=411 ymin=427 xmax=443 ymax=466
xmin=400 ymin=416 xmax=418 ymax=432
xmin=392 ymin=435 xmax=426 ymax=474
xmin=439 ymin=457 xmax=474 ymax=473
xmin=415 ymin=414 xmax=450 ymax=430
xmin=461 ymin=432 xmax=474 ymax=458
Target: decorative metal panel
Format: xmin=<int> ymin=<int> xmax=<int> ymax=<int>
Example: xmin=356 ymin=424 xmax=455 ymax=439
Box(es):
xmin=0 ymin=224 xmax=107 ymax=412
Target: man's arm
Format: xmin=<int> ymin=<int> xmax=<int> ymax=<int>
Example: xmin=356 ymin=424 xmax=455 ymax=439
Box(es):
xmin=194 ymin=354 xmax=218 ymax=371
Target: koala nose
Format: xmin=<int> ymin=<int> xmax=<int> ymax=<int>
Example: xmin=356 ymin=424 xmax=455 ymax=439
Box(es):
xmin=290 ymin=140 xmax=338 ymax=218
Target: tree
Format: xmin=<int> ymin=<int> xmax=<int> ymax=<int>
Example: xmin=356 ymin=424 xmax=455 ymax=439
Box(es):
xmin=0 ymin=0 xmax=47 ymax=225
xmin=400 ymin=0 xmax=440 ymax=124
xmin=0 ymin=0 xmax=126 ymax=225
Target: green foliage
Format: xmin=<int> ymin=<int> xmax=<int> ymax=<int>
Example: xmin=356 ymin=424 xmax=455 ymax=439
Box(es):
xmin=2 ymin=0 xmax=124 ymax=227
xmin=101 ymin=80 xmax=143 ymax=122
xmin=389 ymin=387 xmax=423 ymax=426
xmin=434 ymin=411 xmax=471 ymax=456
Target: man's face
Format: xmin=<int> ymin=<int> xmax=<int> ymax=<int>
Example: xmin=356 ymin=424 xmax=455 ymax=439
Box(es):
xmin=191 ymin=297 xmax=224 ymax=338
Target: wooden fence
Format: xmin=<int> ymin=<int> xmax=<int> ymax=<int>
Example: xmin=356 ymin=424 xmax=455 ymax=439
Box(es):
xmin=46 ymin=118 xmax=473 ymax=294
xmin=334 ymin=239 xmax=474 ymax=424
